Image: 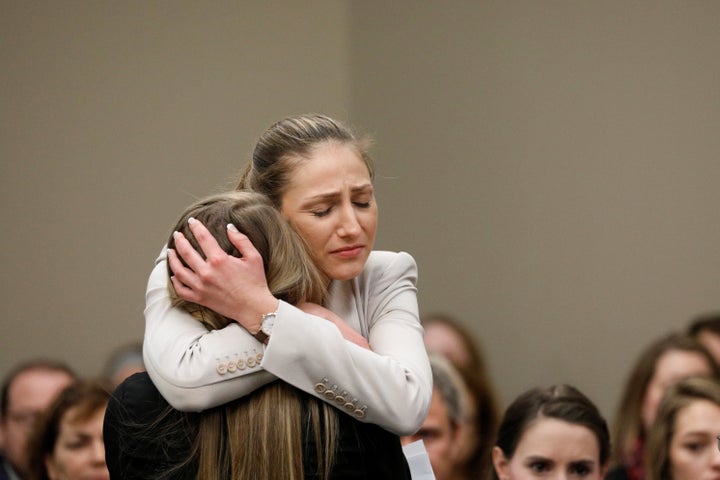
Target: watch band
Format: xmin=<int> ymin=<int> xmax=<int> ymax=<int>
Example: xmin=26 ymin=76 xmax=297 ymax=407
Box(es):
xmin=253 ymin=329 xmax=269 ymax=344
xmin=253 ymin=310 xmax=277 ymax=345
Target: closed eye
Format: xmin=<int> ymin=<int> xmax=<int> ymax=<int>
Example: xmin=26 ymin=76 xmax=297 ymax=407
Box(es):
xmin=312 ymin=207 xmax=332 ymax=217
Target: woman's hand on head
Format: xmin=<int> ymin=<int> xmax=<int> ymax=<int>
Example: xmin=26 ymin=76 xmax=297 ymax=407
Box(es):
xmin=297 ymin=302 xmax=371 ymax=350
xmin=168 ymin=218 xmax=278 ymax=332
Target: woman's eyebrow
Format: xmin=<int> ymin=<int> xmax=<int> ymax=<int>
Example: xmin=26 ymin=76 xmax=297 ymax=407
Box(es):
xmin=351 ymin=183 xmax=374 ymax=192
xmin=677 ymin=430 xmax=712 ymax=439
xmin=305 ymin=192 xmax=339 ymax=202
xmin=304 ymin=184 xmax=374 ymax=202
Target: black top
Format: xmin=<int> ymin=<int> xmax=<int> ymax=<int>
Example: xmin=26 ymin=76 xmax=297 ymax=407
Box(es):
xmin=604 ymin=466 xmax=631 ymax=480
xmin=103 ymin=372 xmax=411 ymax=479
xmin=0 ymin=456 xmax=15 ymax=480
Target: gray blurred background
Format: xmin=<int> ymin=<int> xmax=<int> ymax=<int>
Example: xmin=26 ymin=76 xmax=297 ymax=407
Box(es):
xmin=2 ymin=1 xmax=719 ymax=420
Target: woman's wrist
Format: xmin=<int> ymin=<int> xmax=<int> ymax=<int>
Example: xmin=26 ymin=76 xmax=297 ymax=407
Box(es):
xmin=237 ymin=295 xmax=279 ymax=335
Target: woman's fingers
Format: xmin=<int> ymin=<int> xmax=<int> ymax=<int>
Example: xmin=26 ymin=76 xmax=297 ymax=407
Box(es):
xmin=167 ymin=219 xmax=277 ymax=325
xmin=171 ymin=229 xmax=207 ymax=274
xmin=167 ymin=248 xmax=197 ymax=289
xmin=168 ymin=269 xmax=200 ymax=303
xmin=188 ymin=217 xmax=227 ymax=263
xmin=227 ymin=223 xmax=263 ymax=265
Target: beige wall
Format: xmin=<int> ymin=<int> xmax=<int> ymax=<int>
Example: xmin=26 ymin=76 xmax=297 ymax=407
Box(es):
xmin=2 ymin=1 xmax=720 ymax=421
xmin=349 ymin=1 xmax=720 ymax=417
xmin=0 ymin=1 xmax=351 ymax=378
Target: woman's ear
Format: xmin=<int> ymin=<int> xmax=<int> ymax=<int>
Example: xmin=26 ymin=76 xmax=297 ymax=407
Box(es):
xmin=492 ymin=446 xmax=510 ymax=480
xmin=599 ymin=462 xmax=609 ymax=480
xmin=45 ymin=454 xmax=59 ymax=480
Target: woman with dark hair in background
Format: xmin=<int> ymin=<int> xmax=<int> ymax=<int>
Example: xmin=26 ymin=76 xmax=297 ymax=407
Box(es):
xmin=491 ymin=384 xmax=609 ymax=480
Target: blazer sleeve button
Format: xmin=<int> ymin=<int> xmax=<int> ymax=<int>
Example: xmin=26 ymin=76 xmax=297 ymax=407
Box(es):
xmin=324 ymin=384 xmax=338 ymax=400
xmin=335 ymin=390 xmax=348 ymax=404
xmin=314 ymin=377 xmax=329 ymax=394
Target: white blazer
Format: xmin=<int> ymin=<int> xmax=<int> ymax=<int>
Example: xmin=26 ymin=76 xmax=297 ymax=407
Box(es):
xmin=143 ymin=250 xmax=432 ymax=436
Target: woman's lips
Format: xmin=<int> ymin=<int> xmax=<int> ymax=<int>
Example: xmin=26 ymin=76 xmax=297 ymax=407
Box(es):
xmin=331 ymin=245 xmax=364 ymax=258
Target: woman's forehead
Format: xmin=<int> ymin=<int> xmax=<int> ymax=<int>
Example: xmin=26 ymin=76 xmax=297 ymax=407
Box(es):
xmin=283 ymin=144 xmax=371 ymax=196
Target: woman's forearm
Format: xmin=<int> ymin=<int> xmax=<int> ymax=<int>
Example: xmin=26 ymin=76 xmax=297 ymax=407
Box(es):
xmin=263 ymin=301 xmax=432 ymax=435
xmin=144 ymin=253 xmax=277 ymax=410
xmin=144 ymin=249 xmax=431 ymax=430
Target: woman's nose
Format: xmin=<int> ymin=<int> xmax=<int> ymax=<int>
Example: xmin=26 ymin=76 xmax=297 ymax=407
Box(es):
xmin=337 ymin=204 xmax=361 ymax=237
xmin=92 ymin=439 xmax=107 ymax=464
xmin=711 ymin=445 xmax=720 ymax=468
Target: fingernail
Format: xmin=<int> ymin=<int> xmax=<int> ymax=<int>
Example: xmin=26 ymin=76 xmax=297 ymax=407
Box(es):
xmin=172 ymin=231 xmax=180 ymax=239
xmin=227 ymin=223 xmax=239 ymax=233
xmin=188 ymin=217 xmax=196 ymax=225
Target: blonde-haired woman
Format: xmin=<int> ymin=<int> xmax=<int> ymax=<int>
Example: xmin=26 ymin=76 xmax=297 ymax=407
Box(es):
xmin=646 ymin=376 xmax=720 ymax=480
xmin=105 ymin=190 xmax=413 ymax=479
xmin=143 ymin=115 xmax=431 ymax=438
xmin=135 ymin=114 xmax=431 ymax=475
xmin=607 ymin=332 xmax=719 ymax=480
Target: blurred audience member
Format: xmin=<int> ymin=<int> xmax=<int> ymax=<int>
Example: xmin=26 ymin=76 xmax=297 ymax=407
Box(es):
xmin=422 ymin=312 xmax=499 ymax=477
xmin=100 ymin=342 xmax=144 ymax=390
xmin=26 ymin=381 xmax=110 ymax=480
xmin=491 ymin=384 xmax=609 ymax=480
xmin=607 ymin=332 xmax=720 ymax=480
xmin=402 ymin=354 xmax=469 ymax=480
xmin=688 ymin=311 xmax=720 ymax=366
xmin=423 ymin=313 xmax=487 ymax=371
xmin=0 ymin=360 xmax=75 ymax=480
xmin=646 ymin=376 xmax=720 ymax=480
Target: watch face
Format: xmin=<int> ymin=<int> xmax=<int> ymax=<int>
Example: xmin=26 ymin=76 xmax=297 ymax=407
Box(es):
xmin=261 ymin=314 xmax=275 ymax=335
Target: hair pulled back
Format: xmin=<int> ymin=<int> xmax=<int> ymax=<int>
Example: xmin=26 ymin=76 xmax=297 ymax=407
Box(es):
xmin=237 ymin=114 xmax=374 ymax=208
xmin=495 ymin=385 xmax=610 ymax=468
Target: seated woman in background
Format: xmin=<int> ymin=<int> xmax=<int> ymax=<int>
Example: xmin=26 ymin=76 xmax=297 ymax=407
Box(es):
xmin=490 ymin=384 xmax=610 ymax=480
xmin=687 ymin=311 xmax=720 ymax=366
xmin=608 ymin=332 xmax=720 ymax=480
xmin=422 ymin=312 xmax=500 ymax=478
xmin=26 ymin=381 xmax=110 ymax=480
xmin=104 ymin=190 xmax=412 ymax=479
xmin=646 ymin=376 xmax=720 ymax=480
